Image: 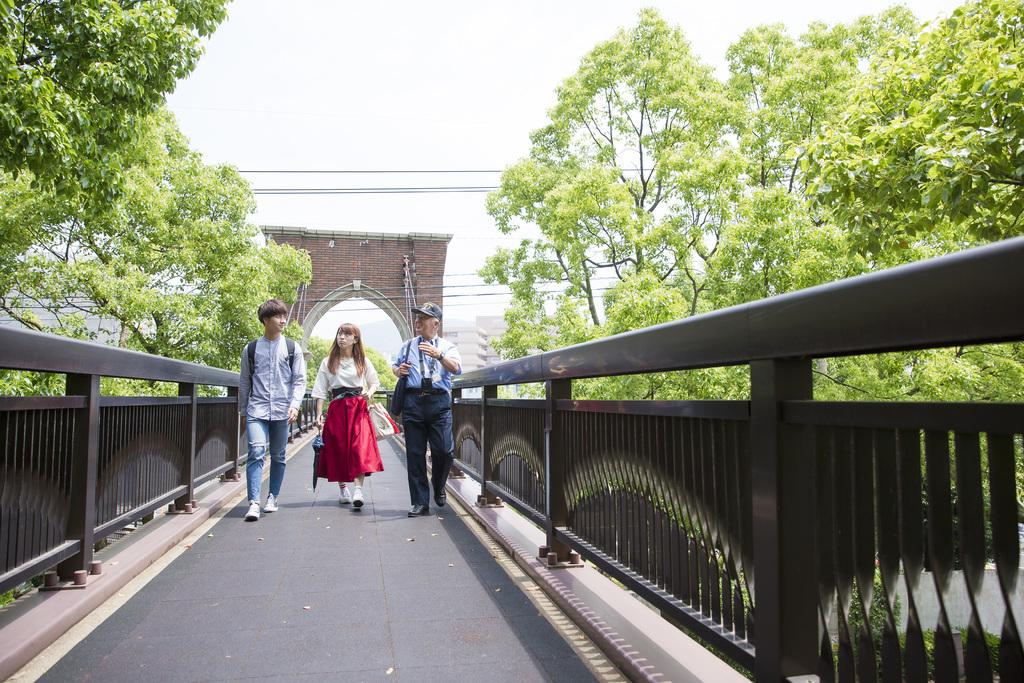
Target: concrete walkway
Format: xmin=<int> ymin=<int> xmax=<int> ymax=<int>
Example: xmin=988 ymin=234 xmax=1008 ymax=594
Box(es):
xmin=39 ymin=439 xmax=596 ymax=682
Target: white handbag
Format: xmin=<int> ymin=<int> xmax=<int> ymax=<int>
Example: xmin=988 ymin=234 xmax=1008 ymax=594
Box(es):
xmin=368 ymin=402 xmax=397 ymax=440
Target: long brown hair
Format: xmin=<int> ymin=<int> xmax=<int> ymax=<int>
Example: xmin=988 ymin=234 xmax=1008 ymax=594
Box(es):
xmin=327 ymin=322 xmax=367 ymax=377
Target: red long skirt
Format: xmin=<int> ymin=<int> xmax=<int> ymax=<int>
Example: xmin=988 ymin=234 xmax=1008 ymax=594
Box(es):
xmin=317 ymin=397 xmax=383 ymax=482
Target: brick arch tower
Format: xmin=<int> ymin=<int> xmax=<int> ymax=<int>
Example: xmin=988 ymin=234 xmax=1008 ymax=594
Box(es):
xmin=261 ymin=226 xmax=452 ymax=349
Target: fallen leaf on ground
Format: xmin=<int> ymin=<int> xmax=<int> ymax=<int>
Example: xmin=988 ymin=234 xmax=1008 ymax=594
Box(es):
xmin=325 ymin=526 xmax=331 ymax=529
xmin=431 ymin=533 xmax=438 ymax=537
xmin=303 ymin=605 xmax=312 ymax=610
xmin=385 ymin=667 xmax=394 ymax=675
xmin=207 ymin=533 xmax=214 ymax=538
xmin=257 ymin=537 xmax=264 ymax=542
xmin=495 ymin=588 xmax=502 ymax=592
xmin=448 ymin=563 xmax=454 ymax=567
xmin=184 ymin=544 xmax=192 ymax=549
xmin=406 ymin=537 xmax=415 ymax=542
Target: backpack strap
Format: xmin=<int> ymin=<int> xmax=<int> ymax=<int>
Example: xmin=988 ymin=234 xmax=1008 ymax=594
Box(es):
xmin=247 ymin=340 xmax=258 ymax=380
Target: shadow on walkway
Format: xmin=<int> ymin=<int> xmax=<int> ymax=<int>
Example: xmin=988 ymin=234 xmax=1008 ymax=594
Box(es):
xmin=39 ymin=439 xmax=595 ymax=682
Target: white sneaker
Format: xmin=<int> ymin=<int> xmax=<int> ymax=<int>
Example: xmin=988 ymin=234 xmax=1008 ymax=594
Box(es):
xmin=352 ymin=486 xmax=364 ymax=509
xmin=264 ymin=494 xmax=279 ymax=513
xmin=339 ymin=485 xmax=352 ymax=505
xmin=245 ymin=501 xmax=261 ymax=521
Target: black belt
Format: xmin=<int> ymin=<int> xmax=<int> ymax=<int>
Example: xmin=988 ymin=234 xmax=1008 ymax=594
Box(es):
xmin=410 ymin=387 xmax=447 ymax=396
xmin=331 ymin=386 xmax=362 ymax=400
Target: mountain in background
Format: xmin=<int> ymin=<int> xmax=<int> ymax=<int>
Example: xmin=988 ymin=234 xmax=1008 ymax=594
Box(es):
xmin=310 ymin=318 xmax=473 ymax=361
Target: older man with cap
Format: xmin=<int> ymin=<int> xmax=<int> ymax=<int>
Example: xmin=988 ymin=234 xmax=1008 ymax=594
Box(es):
xmin=392 ymin=302 xmax=462 ymax=517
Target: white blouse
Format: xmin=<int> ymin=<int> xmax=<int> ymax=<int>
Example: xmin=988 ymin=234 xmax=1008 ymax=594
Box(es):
xmin=311 ymin=356 xmax=380 ymax=400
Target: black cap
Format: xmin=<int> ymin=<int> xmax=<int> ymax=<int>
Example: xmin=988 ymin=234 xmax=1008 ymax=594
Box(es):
xmin=411 ymin=302 xmax=443 ymax=321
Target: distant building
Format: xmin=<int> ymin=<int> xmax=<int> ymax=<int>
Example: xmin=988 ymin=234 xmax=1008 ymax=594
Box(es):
xmin=444 ymin=315 xmax=507 ymax=372
xmin=0 ymin=301 xmax=122 ymax=344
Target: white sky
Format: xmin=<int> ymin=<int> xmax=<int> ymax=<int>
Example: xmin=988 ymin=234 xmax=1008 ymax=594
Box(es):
xmin=167 ymin=0 xmax=963 ymax=350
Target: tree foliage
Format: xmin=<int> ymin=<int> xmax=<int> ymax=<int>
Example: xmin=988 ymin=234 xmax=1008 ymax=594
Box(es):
xmin=807 ymin=0 xmax=1024 ymax=258
xmin=485 ymin=8 xmax=738 ymax=345
xmin=0 ymin=109 xmax=311 ymax=371
xmin=0 ymin=0 xmax=229 ymax=195
xmin=485 ymin=3 xmax=1024 ymax=403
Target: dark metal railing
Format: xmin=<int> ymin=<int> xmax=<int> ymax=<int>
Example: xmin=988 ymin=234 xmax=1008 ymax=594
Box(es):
xmin=288 ymin=394 xmax=319 ymax=442
xmin=452 ymin=237 xmax=1024 ymax=682
xmin=0 ymin=328 xmax=242 ymax=593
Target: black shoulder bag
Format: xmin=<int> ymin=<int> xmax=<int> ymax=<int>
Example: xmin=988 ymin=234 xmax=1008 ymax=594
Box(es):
xmin=389 ymin=338 xmax=415 ymax=417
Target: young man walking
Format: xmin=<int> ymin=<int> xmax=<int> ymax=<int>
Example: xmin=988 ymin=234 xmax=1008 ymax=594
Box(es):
xmin=392 ymin=303 xmax=462 ymax=517
xmin=238 ymin=299 xmax=307 ymax=521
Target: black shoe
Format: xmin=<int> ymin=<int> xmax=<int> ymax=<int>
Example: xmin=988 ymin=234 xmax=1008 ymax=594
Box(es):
xmin=434 ymin=491 xmax=447 ymax=507
xmin=408 ymin=504 xmax=430 ymax=517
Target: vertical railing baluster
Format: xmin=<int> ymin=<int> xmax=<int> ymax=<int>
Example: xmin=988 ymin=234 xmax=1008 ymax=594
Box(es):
xmin=987 ymin=432 xmax=1024 ymax=682
xmin=477 ymin=385 xmax=501 ymax=506
xmin=59 ymin=373 xmax=100 ymax=583
xmin=925 ymin=430 xmax=961 ymax=683
xmin=177 ymin=383 xmax=197 ymax=512
xmin=541 ymin=379 xmax=573 ymax=564
xmin=750 ymin=358 xmax=817 ymax=683
xmin=450 ymin=388 xmax=465 ymax=479
xmin=953 ymin=431 xmax=992 ymax=683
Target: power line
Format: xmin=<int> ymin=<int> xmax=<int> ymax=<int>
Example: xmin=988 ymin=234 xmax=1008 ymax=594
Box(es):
xmin=242 ymin=169 xmax=504 ymax=174
xmin=253 ymin=187 xmax=497 ymax=195
xmin=292 ymin=278 xmax=623 ymax=296
xmin=240 ymin=167 xmax=651 ymax=174
xmin=254 ymin=186 xmax=499 ymax=192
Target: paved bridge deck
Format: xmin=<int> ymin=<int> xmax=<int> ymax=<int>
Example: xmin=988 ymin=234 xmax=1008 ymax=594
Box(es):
xmin=38 ymin=439 xmax=597 ymax=682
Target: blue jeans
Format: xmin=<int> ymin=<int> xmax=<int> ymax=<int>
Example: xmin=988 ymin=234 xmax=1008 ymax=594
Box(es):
xmin=246 ymin=418 xmax=290 ymax=503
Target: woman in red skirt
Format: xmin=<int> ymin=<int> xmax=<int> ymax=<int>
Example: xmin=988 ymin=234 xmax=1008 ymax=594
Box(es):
xmin=311 ymin=322 xmax=383 ymax=508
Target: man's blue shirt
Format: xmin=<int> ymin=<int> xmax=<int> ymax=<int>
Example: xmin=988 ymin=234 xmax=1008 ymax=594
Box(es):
xmin=395 ymin=335 xmax=462 ymax=393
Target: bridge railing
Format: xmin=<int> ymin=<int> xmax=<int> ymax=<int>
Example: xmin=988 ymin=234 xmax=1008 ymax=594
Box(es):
xmin=0 ymin=331 xmax=251 ymax=593
xmin=452 ymin=237 xmax=1024 ymax=683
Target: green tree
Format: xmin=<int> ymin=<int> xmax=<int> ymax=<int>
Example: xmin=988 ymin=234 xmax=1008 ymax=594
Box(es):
xmin=806 ymin=0 xmax=1024 ymax=259
xmin=0 ymin=0 xmax=229 ymax=195
xmin=304 ymin=335 xmax=331 ymax=390
xmin=366 ymin=347 xmax=396 ymax=391
xmin=713 ymin=9 xmax=919 ymax=304
xmin=0 ymin=109 xmax=311 ymax=371
xmin=484 ymin=8 xmax=739 ymax=360
xmin=726 ymin=9 xmax=918 ymax=195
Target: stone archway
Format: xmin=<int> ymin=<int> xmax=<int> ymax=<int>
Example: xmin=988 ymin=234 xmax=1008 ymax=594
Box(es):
xmin=262 ymin=226 xmax=453 ymax=349
xmin=300 ymin=281 xmax=413 ymax=348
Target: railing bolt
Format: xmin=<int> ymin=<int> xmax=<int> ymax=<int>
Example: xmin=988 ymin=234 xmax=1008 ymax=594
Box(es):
xmin=44 ymin=572 xmax=59 ymax=588
xmin=72 ymin=570 xmax=88 ymax=586
xmin=89 ymin=560 xmax=103 ymax=575
xmin=538 ymin=545 xmax=550 ymax=558
xmin=568 ymin=551 xmax=582 ymax=565
xmin=182 ymin=503 xmax=193 ymax=513
xmin=191 ymin=499 xmax=198 ymax=509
